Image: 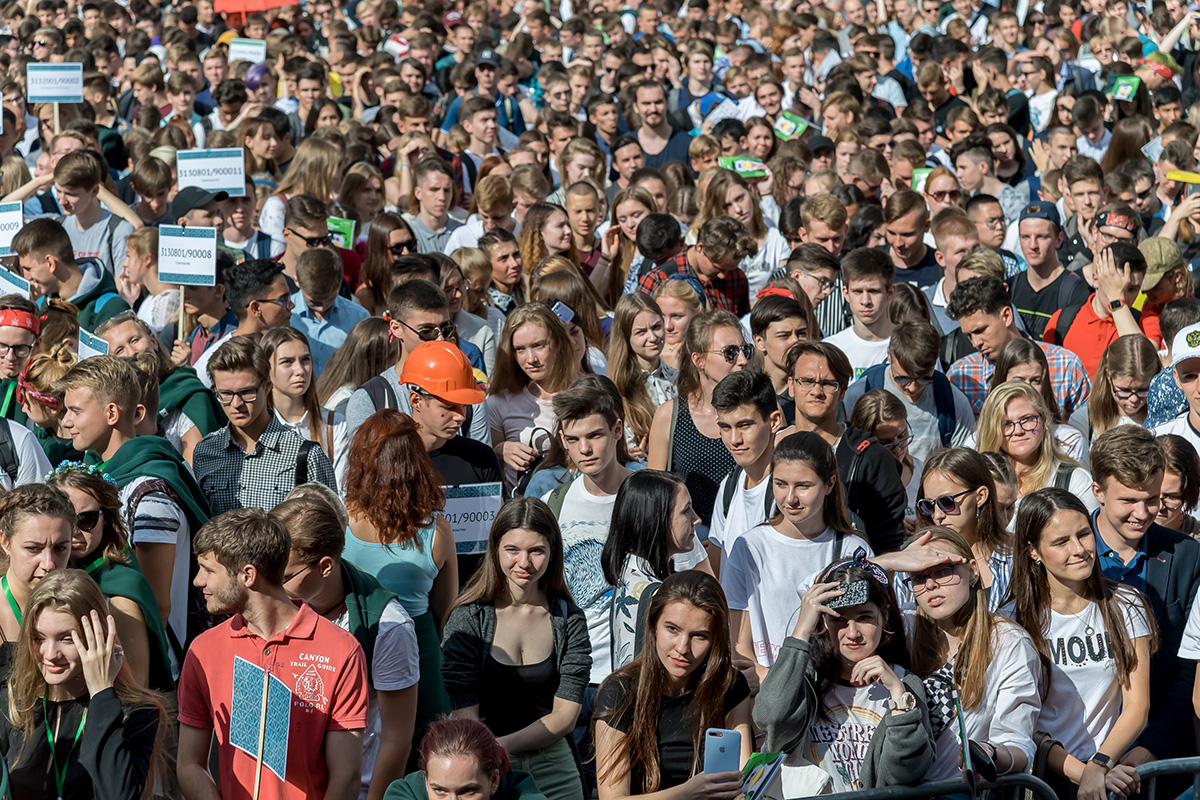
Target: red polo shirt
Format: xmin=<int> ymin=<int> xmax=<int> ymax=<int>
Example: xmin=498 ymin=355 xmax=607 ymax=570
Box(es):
xmin=178 ymin=601 xmax=368 ymax=800
xmin=1043 ymin=293 xmax=1150 ymax=378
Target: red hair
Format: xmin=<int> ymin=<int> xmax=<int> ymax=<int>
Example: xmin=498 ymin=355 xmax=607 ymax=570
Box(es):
xmin=419 ymin=717 xmax=511 ymax=778
xmin=344 ymin=409 xmax=445 ymax=544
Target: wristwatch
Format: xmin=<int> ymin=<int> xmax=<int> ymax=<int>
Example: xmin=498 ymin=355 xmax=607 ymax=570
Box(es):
xmin=1110 ymin=299 xmax=1125 ymax=310
xmin=887 ymin=692 xmax=916 ymax=712
xmin=1089 ymin=752 xmax=1113 ymax=770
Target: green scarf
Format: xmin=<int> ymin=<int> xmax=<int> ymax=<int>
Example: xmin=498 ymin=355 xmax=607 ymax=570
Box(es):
xmin=104 ymin=436 xmax=212 ymax=531
xmin=341 ymin=559 xmax=397 ymax=682
xmin=158 ymin=366 xmax=227 ymax=437
xmin=89 ymin=557 xmax=175 ymax=693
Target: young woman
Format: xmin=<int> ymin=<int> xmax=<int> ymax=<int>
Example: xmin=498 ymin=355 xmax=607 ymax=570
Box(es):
xmin=316 ymin=317 xmax=401 ymax=417
xmin=981 ymin=451 xmax=1019 ymax=530
xmin=605 ymin=186 xmax=656 ymax=300
xmin=723 ymin=432 xmax=873 ymax=679
xmin=593 ymin=571 xmax=751 ymax=800
xmin=45 ymin=464 xmax=172 ymax=693
xmin=743 ymin=117 xmax=777 ymax=162
xmin=0 ymin=484 xmax=75 ymax=676
xmin=978 ymin=381 xmax=1097 ymax=517
xmin=601 ymin=470 xmax=708 ymax=670
xmin=1156 ymin=433 xmax=1200 ymax=539
xmin=1087 ymin=335 xmax=1160 ymax=439
xmin=357 ymin=212 xmax=417 ymax=315
xmin=306 ymin=97 xmax=345 ymax=135
xmin=651 ymin=279 xmax=706 ymax=371
xmin=389 ymin=717 xmax=552 ymax=800
xmin=18 ymin=345 xmax=77 ymax=466
xmin=120 ymin=228 xmax=177 ymax=334
xmin=989 ymin=338 xmax=1089 ymax=463
xmin=261 ymin=327 xmax=350 ymax=489
xmin=545 ymin=139 xmax=604 ymax=206
xmin=0 ymin=569 xmax=168 ymax=800
xmin=454 ymin=245 xmax=509 ymax=344
xmin=692 ymin=171 xmax=790 ymax=296
xmin=905 ymin=527 xmax=1040 ymax=782
xmin=607 ymin=294 xmax=676 ymax=458
xmin=259 ymin=137 xmax=340 ymax=241
xmin=239 ymin=115 xmax=280 ymax=186
xmin=518 ymin=204 xmax=579 ymax=276
xmin=986 ymin=123 xmax=1029 ymax=185
xmin=755 ymin=551 xmax=934 ymax=793
xmin=442 ymin=497 xmax=591 ymax=800
xmin=529 ymin=260 xmax=608 ymax=375
xmin=851 ymin=390 xmax=921 ymax=527
xmin=488 ymin=303 xmax=581 ymax=489
xmin=1008 ymin=488 xmax=1153 ymax=800
xmin=648 ymin=310 xmax=747 ymax=532
xmin=343 ymin=409 xmax=456 ymax=754
xmin=336 ymin=162 xmax=386 ymax=245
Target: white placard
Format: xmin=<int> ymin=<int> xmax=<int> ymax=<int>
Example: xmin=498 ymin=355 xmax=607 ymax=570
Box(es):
xmin=443 ymin=483 xmax=503 ymax=554
xmin=1142 ymin=136 xmax=1164 ymax=163
xmin=0 ymin=267 xmax=29 ymax=298
xmin=228 ymin=38 xmax=267 ymax=64
xmin=0 ymin=202 xmax=22 ymax=258
xmin=158 ymin=225 xmax=217 ymax=287
xmin=78 ymin=328 xmax=108 ymax=360
xmin=27 ymin=63 xmax=83 ymax=103
xmin=702 ymin=98 xmax=742 ymax=128
xmin=177 ymin=148 xmax=246 ymax=197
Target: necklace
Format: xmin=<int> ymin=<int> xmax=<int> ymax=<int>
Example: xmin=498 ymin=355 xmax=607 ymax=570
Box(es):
xmin=1062 ymin=600 xmax=1095 ymax=637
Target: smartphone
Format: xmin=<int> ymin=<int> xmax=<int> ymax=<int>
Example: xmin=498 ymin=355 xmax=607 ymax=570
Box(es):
xmin=551 ymin=301 xmax=576 ymax=325
xmin=703 ymin=728 xmax=742 ymax=775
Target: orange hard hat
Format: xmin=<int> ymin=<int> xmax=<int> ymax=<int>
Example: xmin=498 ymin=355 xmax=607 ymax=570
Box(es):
xmin=398 ymin=341 xmax=486 ymax=405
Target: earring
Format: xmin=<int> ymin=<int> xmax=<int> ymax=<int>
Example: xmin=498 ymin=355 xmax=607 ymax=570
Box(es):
xmin=1032 ymin=558 xmax=1043 ymax=566
xmin=970 ymin=577 xmax=978 ymax=587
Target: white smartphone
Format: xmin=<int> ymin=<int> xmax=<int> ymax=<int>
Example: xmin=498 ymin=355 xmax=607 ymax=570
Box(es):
xmin=702 ymin=728 xmax=742 ymax=775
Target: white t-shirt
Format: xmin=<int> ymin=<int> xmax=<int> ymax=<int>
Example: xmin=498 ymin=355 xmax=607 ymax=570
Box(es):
xmin=739 ymin=228 xmax=792 ymax=297
xmin=903 ymin=455 xmax=924 ymax=524
xmin=1176 ymin=585 xmax=1200 ymax=659
xmin=486 ymin=387 xmax=557 ymax=487
xmin=0 ymin=420 xmax=51 ymax=491
xmin=1154 ymin=414 xmax=1200 ymax=462
xmin=823 ymin=327 xmax=889 ymax=381
xmin=709 ymin=470 xmax=773 ymax=558
xmin=610 ymin=535 xmax=708 ymax=670
xmin=1009 ymin=463 xmax=1099 ymax=532
xmin=192 ymin=330 xmax=236 ymax=388
xmin=805 ymin=669 xmax=906 ymax=792
xmin=1038 ymin=591 xmax=1151 ymax=759
xmin=722 ymin=524 xmax=873 ymax=667
xmin=331 ymin=597 xmax=420 ymax=799
xmin=273 ymin=408 xmax=350 ymax=494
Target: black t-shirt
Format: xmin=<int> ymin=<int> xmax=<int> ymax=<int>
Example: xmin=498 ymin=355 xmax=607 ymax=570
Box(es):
xmin=595 ymin=671 xmax=751 ymax=790
xmin=429 ymin=436 xmax=503 ymax=586
xmin=932 ymin=96 xmax=968 ymax=138
xmin=1008 ymin=268 xmax=1090 ymax=340
xmin=641 ymin=128 xmax=694 ymax=171
xmin=894 ymin=245 xmax=940 ymax=289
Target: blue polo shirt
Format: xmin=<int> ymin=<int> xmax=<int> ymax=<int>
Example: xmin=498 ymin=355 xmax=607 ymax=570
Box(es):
xmin=289 ymin=292 xmax=369 ymax=375
xmin=1093 ymin=509 xmax=1149 ymax=594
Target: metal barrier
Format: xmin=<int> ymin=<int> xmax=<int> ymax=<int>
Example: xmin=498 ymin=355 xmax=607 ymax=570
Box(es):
xmin=790 ymin=773 xmax=1058 ymax=800
xmin=1107 ymin=756 xmax=1200 ymax=800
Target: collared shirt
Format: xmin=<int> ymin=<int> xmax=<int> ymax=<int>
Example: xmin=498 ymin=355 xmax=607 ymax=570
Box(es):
xmin=1094 ymin=510 xmax=1149 ymax=594
xmin=290 ymin=292 xmax=370 ymax=375
xmin=192 ymin=416 xmax=338 ymax=516
xmin=1044 ymin=293 xmax=1150 ymax=379
xmin=636 ymin=248 xmax=750 ymax=316
xmin=947 ymin=340 xmax=1091 ymax=417
xmin=1077 ymin=129 xmax=1112 ymax=163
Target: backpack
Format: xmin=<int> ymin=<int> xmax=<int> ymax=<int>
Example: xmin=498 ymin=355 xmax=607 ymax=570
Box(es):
xmin=1053 ymin=462 xmax=1074 ymax=490
xmin=1048 ymin=296 xmax=1141 ymax=347
xmin=861 ymin=362 xmax=957 ymax=447
xmin=0 ymin=421 xmax=19 ymax=486
xmin=252 ymin=232 xmax=274 ymax=260
xmin=54 ymin=213 xmax=125 ymax=273
xmin=295 ymin=440 xmax=316 ymax=485
xmin=720 ymin=465 xmax=776 ymax=519
xmin=36 ymin=192 xmax=60 ymax=215
xmin=546 ymin=480 xmax=571 ymax=516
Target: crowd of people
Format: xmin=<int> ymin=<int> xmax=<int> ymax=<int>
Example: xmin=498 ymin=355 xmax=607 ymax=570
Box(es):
xmin=3 ymin=0 xmax=1200 ymax=797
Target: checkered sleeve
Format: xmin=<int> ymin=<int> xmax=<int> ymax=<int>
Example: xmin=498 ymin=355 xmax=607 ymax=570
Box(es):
xmin=637 ymin=269 xmax=666 ymax=296
xmin=1047 ymin=346 xmax=1092 ymax=419
xmin=947 ymin=355 xmax=990 ymax=416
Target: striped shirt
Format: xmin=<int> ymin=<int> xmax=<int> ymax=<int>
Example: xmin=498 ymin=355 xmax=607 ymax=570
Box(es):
xmin=895 ymin=549 xmax=1014 ymax=613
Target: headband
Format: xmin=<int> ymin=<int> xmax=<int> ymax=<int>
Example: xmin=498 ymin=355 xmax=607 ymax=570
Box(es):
xmin=17 ymin=363 xmax=60 ymax=411
xmin=1142 ymin=60 xmax=1175 ymax=82
xmin=828 ymin=546 xmax=889 ymax=586
xmin=756 ymin=286 xmax=795 ymax=301
xmin=45 ymin=460 xmax=115 ymax=485
xmin=0 ymin=309 xmax=40 ymax=336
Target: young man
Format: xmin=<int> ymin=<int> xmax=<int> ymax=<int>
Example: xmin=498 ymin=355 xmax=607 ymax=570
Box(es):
xmin=163 ymin=72 xmax=208 ymax=147
xmin=0 ymin=295 xmax=39 ymax=424
xmin=750 ymin=296 xmax=808 ymax=426
xmin=193 ymin=335 xmax=337 ymax=516
xmin=52 ymin=150 xmax=136 ymax=275
xmin=947 ymin=275 xmax=1091 ymax=416
xmin=273 ymin=498 xmax=419 ymax=800
xmin=1153 ymin=319 xmax=1200 ymax=453
xmin=884 ymin=190 xmax=940 ymax=288
xmin=1072 ymin=93 xmax=1111 ymax=162
xmin=290 ymin=62 xmax=327 ymax=141
xmin=927 ymin=214 xmax=979 ymax=336
xmin=445 ymin=174 xmax=518 ymax=253
xmin=438 ymin=49 xmax=525 ymax=143
xmin=58 ymin=354 xmax=210 ymax=662
xmin=604 ymin=136 xmax=645 ymax=205
xmin=1090 ymin=425 xmax=1200 ymax=768
xmin=1009 ymin=201 xmax=1091 ymax=340
xmin=636 ymin=215 xmax=755 ymax=316
xmin=843 ymin=320 xmax=977 ymax=461
xmin=221 ymin=175 xmax=284 ymax=260
xmin=405 ymin=157 xmax=461 ymax=254
xmin=177 ymin=509 xmax=368 ymax=800
xmin=13 ymin=216 xmax=128 ymax=330
xmin=1022 ymin=56 xmax=1058 ymax=132
xmin=951 ymin=134 xmax=1021 ymax=223
xmin=825 ymin=247 xmax=896 ymax=379
xmin=632 ymin=80 xmax=692 ymax=170
xmin=291 ymin=247 xmax=369 ymax=375
xmin=130 ymin=155 xmax=173 ymax=228
xmin=916 ymin=60 xmax=966 ymax=143
xmin=565 ymin=182 xmax=602 ymax=275
xmin=191 ymin=257 xmax=292 ymax=387
xmin=964 ymin=194 xmax=1021 ymax=275
xmin=458 ymin=94 xmax=501 ymax=194
xmin=1058 ymin=155 xmax=1106 ymax=273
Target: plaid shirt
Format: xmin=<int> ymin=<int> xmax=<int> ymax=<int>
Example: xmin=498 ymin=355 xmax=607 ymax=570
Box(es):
xmin=948 ymin=341 xmax=1091 ymax=418
xmin=637 ymin=249 xmax=750 ymax=316
xmin=193 ymin=416 xmax=337 ymax=517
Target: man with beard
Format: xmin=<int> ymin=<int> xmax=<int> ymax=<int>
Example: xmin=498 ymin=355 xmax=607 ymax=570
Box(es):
xmin=633 ymin=81 xmax=691 ymax=170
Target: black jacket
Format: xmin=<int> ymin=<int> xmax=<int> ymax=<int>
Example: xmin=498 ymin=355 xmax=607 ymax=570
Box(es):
xmin=835 ymin=426 xmax=907 ymax=554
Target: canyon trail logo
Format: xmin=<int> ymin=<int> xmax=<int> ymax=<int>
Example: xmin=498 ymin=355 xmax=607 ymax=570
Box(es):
xmin=293 ymin=663 xmax=325 ymax=704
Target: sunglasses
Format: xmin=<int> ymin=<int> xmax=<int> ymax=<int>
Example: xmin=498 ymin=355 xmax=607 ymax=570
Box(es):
xmin=398 ymin=318 xmax=456 ymax=342
xmin=709 ymin=343 xmax=754 ymax=363
xmin=928 ymin=189 xmax=962 ymax=203
xmin=388 ymin=239 xmax=417 ymax=256
xmin=903 ymin=564 xmax=961 ymax=594
xmin=287 ymin=228 xmax=334 ymax=247
xmin=76 ymin=509 xmax=102 ymax=532
xmin=916 ymin=488 xmax=973 ymax=518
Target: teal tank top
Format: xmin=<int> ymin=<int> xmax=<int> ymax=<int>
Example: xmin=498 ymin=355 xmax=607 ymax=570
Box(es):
xmin=342 ymin=519 xmax=439 ymax=617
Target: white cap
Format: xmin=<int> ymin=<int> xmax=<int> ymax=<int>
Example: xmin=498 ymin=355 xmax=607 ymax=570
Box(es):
xmin=1172 ymin=322 xmax=1200 ymax=367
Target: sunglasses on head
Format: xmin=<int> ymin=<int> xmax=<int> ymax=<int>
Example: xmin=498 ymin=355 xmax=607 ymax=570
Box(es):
xmin=916 ymin=488 xmax=973 ymax=518
xmin=710 ymin=343 xmax=755 ymax=363
xmin=76 ymin=509 xmax=102 ymax=532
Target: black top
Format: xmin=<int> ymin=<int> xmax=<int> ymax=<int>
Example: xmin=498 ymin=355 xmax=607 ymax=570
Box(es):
xmin=893 ymin=246 xmax=940 ymax=289
xmin=1008 ymin=269 xmax=1090 ymax=340
xmin=0 ymin=687 xmax=160 ymax=800
xmin=931 ymin=96 xmax=968 ymax=138
xmin=428 ymin=436 xmax=503 ymax=586
xmin=480 ymin=653 xmax=559 ymax=737
xmin=595 ymin=671 xmax=750 ymax=790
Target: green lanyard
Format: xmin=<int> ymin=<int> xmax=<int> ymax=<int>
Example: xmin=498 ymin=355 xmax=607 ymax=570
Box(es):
xmin=0 ymin=381 xmax=15 ymax=420
xmin=82 ymin=555 xmax=105 ymax=575
xmin=2 ymin=574 xmax=21 ymax=625
xmin=42 ymin=696 xmax=86 ymax=800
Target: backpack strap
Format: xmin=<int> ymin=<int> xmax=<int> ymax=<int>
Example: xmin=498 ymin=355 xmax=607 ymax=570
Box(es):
xmin=721 ymin=465 xmax=744 ymax=517
xmin=0 ymin=421 xmax=17 ymax=485
xmin=296 ymin=439 xmax=315 ymax=486
xmin=861 ymin=362 xmax=886 ymax=391
xmin=1053 ymin=462 xmax=1074 ymax=490
xmin=665 ymin=398 xmax=680 ymax=470
xmin=363 ymin=375 xmax=399 ymax=411
xmin=37 ymin=193 xmax=60 ymax=215
xmin=92 ymin=291 xmax=120 ymax=316
xmin=844 ymin=439 xmax=871 ymax=519
xmin=931 ymin=372 xmax=956 ymax=447
xmin=325 ymin=410 xmax=336 ymax=463
xmin=105 ymin=214 xmax=123 ymax=272
xmin=254 ymin=233 xmax=274 ymax=260
xmin=1050 ymin=300 xmax=1086 ymax=346
xmin=546 ymin=481 xmax=571 ymax=517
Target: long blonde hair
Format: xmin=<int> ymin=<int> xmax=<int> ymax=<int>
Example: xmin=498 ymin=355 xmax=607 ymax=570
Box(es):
xmin=489 ymin=303 xmax=580 ymax=396
xmin=607 ymin=293 xmax=665 ymax=441
xmin=978 ymin=381 xmax=1080 ymax=492
xmin=1089 ymin=335 xmax=1161 ymax=437
xmin=270 ymin=137 xmax=339 ymax=202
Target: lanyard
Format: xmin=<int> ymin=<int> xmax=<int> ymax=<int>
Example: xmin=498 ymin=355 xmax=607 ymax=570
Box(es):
xmin=2 ymin=574 xmax=21 ymax=624
xmin=0 ymin=381 xmax=15 ymax=419
xmin=42 ymin=696 xmax=86 ymax=800
xmin=82 ymin=555 xmax=105 ymax=575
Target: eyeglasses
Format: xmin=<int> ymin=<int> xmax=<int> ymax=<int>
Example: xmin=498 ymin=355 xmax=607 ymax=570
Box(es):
xmin=283 ymin=561 xmax=316 ymax=584
xmin=1161 ymin=492 xmax=1185 ymax=511
xmin=286 ymin=228 xmax=334 ymax=247
xmin=792 ymin=376 xmax=841 ymax=394
xmin=1111 ymin=385 xmax=1150 ymax=401
xmin=709 ymin=343 xmax=754 ymax=363
xmin=1002 ymin=413 xmax=1042 ymax=437
xmin=388 ymin=239 xmax=417 ymax=256
xmin=259 ymin=294 xmax=295 ymax=310
xmin=215 ymin=384 xmax=263 ymax=405
xmin=881 ymin=427 xmax=914 ymax=452
xmin=797 ymin=268 xmax=835 ymax=292
xmin=398 ymin=318 xmax=456 ymax=342
xmin=979 ymin=216 xmax=1006 ymax=229
xmin=928 ymin=189 xmax=962 ymax=203
xmin=916 ymin=488 xmax=973 ymax=518
xmin=903 ymin=564 xmax=961 ymax=594
xmin=0 ymin=342 xmax=33 ymax=359
xmin=75 ymin=509 xmax=102 ymax=532
xmin=1137 ymin=186 xmax=1154 ymax=201
xmin=889 ymin=367 xmax=933 ymax=390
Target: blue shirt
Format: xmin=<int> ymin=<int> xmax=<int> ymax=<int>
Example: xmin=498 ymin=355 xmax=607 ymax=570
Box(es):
xmin=441 ymin=92 xmax=526 ymax=136
xmin=289 ymin=291 xmax=369 ymax=375
xmin=1094 ymin=510 xmax=1149 ymax=594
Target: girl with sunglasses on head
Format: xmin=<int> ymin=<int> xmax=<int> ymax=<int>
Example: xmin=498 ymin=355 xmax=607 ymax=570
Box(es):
xmin=356 ymin=212 xmax=417 ymax=316
xmin=1086 ymin=335 xmax=1160 ymax=440
xmin=978 ymin=381 xmax=1098 ymax=521
xmin=648 ymin=310 xmax=748 ymax=534
xmin=903 ymin=525 xmax=1040 ymax=784
xmin=19 ymin=344 xmax=78 ymax=466
xmin=755 ymin=550 xmax=934 ymax=794
xmin=45 ymin=463 xmax=172 ymax=693
xmin=1007 ymin=488 xmax=1154 ymax=800
xmin=851 ymin=390 xmax=922 ymax=533
xmin=988 ymin=338 xmax=1090 ymax=465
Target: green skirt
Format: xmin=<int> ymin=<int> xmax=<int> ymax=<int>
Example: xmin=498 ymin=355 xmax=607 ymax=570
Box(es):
xmin=410 ymin=609 xmax=450 ymax=770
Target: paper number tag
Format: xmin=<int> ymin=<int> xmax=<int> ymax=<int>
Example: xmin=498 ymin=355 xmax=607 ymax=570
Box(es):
xmin=78 ymin=329 xmax=109 ymax=360
xmin=177 ymin=148 xmax=246 ymax=198
xmin=228 ymin=38 xmax=267 ymax=64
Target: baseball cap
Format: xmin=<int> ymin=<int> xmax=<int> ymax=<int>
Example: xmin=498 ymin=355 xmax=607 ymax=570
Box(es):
xmin=169 ymin=187 xmax=229 ymax=222
xmin=1019 ymin=201 xmax=1061 ymax=230
xmin=1140 ymin=237 xmax=1185 ymax=292
xmin=476 ymin=48 xmax=501 ymax=67
xmin=1094 ymin=210 xmax=1139 ymax=236
xmin=809 ymin=135 xmax=834 ymax=152
xmin=444 ymin=10 xmax=465 ymax=28
xmin=1172 ymin=322 xmax=1200 ymax=367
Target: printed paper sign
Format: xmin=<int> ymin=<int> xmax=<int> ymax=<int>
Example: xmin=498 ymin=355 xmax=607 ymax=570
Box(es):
xmin=0 ymin=202 xmax=22 ymax=258
xmin=158 ymin=225 xmax=217 ymax=287
xmin=773 ymin=111 xmax=809 ymax=141
xmin=327 ymin=217 xmax=356 ymax=249
xmin=911 ymin=167 xmax=934 ymax=193
xmin=702 ymin=98 xmax=742 ymax=128
xmin=0 ymin=267 xmax=29 ymax=298
xmin=1108 ymin=75 xmax=1141 ymax=101
xmin=443 ymin=483 xmax=502 ymax=554
xmin=718 ymin=156 xmax=767 ymax=178
xmin=228 ymin=38 xmax=267 ymax=64
xmin=229 ymin=656 xmax=291 ymax=781
xmin=78 ymin=328 xmax=108 ymax=360
xmin=177 ymin=148 xmax=246 ymax=197
xmin=1142 ymin=136 xmax=1164 ymax=162
xmin=27 ymin=64 xmax=83 ymax=103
